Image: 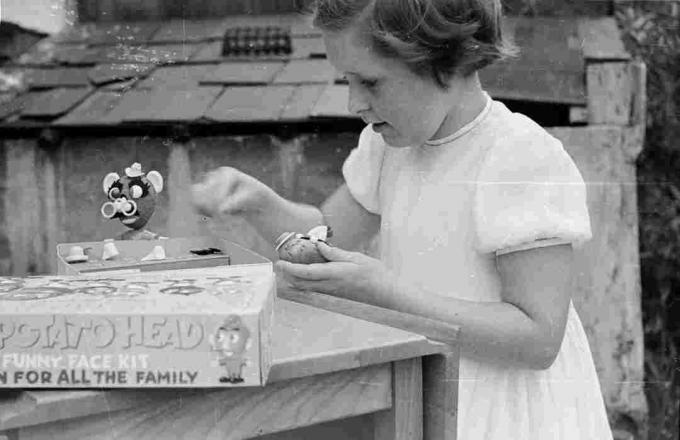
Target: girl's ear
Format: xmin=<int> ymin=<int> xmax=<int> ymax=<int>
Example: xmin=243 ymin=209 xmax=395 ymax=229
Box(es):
xmin=102 ymin=172 xmax=120 ymax=194
xmin=146 ymin=171 xmax=164 ymax=193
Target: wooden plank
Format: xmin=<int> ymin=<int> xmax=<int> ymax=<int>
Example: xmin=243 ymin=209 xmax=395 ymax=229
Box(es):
xmin=577 ymin=17 xmax=631 ymax=61
xmin=97 ymin=89 xmax=156 ymax=124
xmin=423 ymin=345 xmax=459 ymax=440
xmin=53 ymin=90 xmax=126 ymax=126
xmin=279 ymin=290 xmax=460 ymax=346
xmin=87 ymin=22 xmax=162 ymax=45
xmin=142 ymin=44 xmax=202 ymax=64
xmin=25 ymin=68 xmax=92 ymax=89
xmin=200 ymin=61 xmax=286 ymax=85
xmin=190 ymin=41 xmax=223 ymax=62
xmin=311 ymin=84 xmax=354 ymax=118
xmin=20 ymin=88 xmax=93 ymax=118
xmin=272 ymin=59 xmax=336 ymax=84
xmin=629 ymin=61 xmax=647 ymax=127
xmin=291 ymin=36 xmax=326 ymax=59
xmin=16 ymin=365 xmax=392 ymax=439
xmin=480 ymin=64 xmax=586 ymax=105
xmin=123 ymin=86 xmax=222 ymax=122
xmin=374 ymin=358 xmax=423 ymax=440
xmin=151 ymin=19 xmax=229 ymax=43
xmin=586 ymin=62 xmax=632 ymax=125
xmin=280 ymin=84 xmax=325 ymax=121
xmin=87 ymin=63 xmax=155 ymax=85
xmin=136 ymin=64 xmax=215 ymax=89
xmin=204 ymin=85 xmax=295 ymax=122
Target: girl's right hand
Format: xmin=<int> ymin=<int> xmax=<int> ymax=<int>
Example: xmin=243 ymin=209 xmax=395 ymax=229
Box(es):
xmin=191 ymin=167 xmax=273 ymax=218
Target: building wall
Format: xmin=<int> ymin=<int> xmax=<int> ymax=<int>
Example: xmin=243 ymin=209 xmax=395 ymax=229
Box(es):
xmin=0 ymin=121 xmax=646 ymax=435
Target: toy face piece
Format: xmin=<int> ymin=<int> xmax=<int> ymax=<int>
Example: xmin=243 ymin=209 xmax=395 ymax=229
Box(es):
xmin=101 ymin=163 xmax=164 ymax=231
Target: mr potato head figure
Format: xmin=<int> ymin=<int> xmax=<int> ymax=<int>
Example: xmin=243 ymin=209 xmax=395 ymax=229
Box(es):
xmin=101 ymin=163 xmax=164 ymax=241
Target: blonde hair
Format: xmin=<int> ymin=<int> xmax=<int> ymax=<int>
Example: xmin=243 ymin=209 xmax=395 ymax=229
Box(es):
xmin=313 ymin=0 xmax=516 ymax=88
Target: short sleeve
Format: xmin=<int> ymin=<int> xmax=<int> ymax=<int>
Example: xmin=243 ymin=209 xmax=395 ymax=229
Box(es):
xmin=342 ymin=124 xmax=386 ymax=214
xmin=474 ymin=128 xmax=592 ymax=255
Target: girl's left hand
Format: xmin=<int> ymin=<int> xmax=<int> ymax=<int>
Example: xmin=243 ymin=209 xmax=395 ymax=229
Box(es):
xmin=275 ymin=242 xmax=391 ymax=301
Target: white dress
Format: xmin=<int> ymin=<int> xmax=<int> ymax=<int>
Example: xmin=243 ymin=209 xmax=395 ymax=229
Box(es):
xmin=342 ymin=94 xmax=613 ymax=439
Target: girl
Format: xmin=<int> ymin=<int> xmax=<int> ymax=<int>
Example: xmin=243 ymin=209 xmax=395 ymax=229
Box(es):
xmin=192 ymin=0 xmax=613 ymax=437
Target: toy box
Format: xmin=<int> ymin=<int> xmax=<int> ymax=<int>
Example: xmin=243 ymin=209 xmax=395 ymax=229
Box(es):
xmin=0 ymin=240 xmax=275 ymax=388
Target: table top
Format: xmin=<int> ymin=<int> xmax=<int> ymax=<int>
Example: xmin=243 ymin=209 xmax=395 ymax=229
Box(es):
xmin=0 ymin=298 xmax=443 ymax=431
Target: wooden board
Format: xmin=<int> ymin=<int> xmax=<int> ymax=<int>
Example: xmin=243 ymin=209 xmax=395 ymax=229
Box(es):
xmin=200 ymin=61 xmax=286 ymax=85
xmin=151 ymin=19 xmax=229 ymax=43
xmin=586 ymin=62 xmax=632 ymax=125
xmin=311 ymin=84 xmax=353 ymax=118
xmin=577 ymin=17 xmax=631 ymax=61
xmin=272 ymin=59 xmax=336 ymax=84
xmin=87 ymin=63 xmax=155 ymax=85
xmin=25 ymin=68 xmax=92 ymax=89
xmin=20 ymin=88 xmax=93 ymax=118
xmin=136 ymin=64 xmax=215 ymax=89
xmin=204 ymin=85 xmax=295 ymax=122
xmin=280 ymin=84 xmax=325 ymax=121
xmin=53 ymin=90 xmax=126 ymax=126
xmin=120 ymin=86 xmax=222 ymax=122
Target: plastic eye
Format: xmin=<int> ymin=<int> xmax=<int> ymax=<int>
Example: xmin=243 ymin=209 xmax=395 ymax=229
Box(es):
xmin=108 ymin=187 xmax=120 ymax=199
xmin=130 ymin=185 xmax=143 ymax=199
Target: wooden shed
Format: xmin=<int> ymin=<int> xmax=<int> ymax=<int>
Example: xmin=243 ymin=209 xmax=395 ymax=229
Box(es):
xmin=0 ymin=6 xmax=646 ymax=438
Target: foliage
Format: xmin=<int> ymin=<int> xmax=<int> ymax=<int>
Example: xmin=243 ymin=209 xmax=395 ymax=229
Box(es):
xmin=616 ymin=3 xmax=680 ymax=439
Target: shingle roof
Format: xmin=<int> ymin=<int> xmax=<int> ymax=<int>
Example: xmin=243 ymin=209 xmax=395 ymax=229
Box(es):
xmin=0 ymin=14 xmax=629 ymax=131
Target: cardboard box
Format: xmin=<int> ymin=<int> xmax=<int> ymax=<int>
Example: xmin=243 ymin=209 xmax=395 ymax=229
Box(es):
xmin=0 ymin=240 xmax=275 ymax=388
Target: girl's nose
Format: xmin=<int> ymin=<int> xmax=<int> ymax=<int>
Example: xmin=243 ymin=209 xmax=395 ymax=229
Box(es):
xmin=347 ymin=82 xmax=370 ymax=115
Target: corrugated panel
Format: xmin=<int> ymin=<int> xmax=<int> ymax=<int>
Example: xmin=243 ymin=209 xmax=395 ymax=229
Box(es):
xmin=136 ymin=64 xmax=215 ymax=89
xmin=21 ymin=87 xmax=93 ymax=118
xmin=53 ymin=90 xmax=126 ymax=125
xmin=88 ymin=63 xmax=155 ymax=85
xmin=200 ymin=62 xmax=286 ymax=85
xmin=272 ymin=59 xmax=335 ymax=84
xmin=151 ymin=19 xmax=229 ymax=43
xmin=280 ymin=84 xmax=325 ymax=121
xmin=311 ymin=85 xmax=353 ymax=118
xmin=205 ymin=85 xmax=295 ymax=122
xmin=25 ymin=68 xmax=92 ymax=89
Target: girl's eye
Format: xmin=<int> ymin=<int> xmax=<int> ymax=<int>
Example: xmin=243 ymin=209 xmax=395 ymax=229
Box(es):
xmin=130 ymin=185 xmax=143 ymax=199
xmin=108 ymin=187 xmax=120 ymax=199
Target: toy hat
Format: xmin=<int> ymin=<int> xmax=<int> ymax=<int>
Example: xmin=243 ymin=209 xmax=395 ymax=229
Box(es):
xmin=125 ymin=162 xmax=144 ymax=178
xmin=64 ymin=246 xmax=89 ymax=263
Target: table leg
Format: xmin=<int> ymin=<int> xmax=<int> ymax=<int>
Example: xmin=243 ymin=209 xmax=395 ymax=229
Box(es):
xmin=422 ymin=344 xmax=459 ymax=440
xmin=373 ymin=358 xmax=423 ymax=440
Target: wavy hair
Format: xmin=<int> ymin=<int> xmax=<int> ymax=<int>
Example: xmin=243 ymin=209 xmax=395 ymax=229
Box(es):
xmin=313 ymin=0 xmax=517 ymax=88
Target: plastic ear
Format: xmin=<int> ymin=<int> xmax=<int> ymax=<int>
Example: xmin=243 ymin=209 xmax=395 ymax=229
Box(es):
xmin=102 ymin=172 xmax=120 ymax=195
xmin=146 ymin=170 xmax=164 ymax=193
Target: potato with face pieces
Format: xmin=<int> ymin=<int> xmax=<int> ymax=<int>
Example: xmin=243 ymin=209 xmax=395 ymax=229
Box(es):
xmin=275 ymin=226 xmax=332 ymax=264
xmin=101 ymin=163 xmax=164 ymax=240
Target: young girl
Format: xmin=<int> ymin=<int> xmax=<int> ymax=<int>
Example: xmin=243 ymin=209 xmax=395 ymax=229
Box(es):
xmin=192 ymin=0 xmax=613 ymax=437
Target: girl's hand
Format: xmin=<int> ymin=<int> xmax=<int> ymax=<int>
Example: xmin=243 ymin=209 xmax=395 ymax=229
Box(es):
xmin=276 ymin=242 xmax=392 ymax=301
xmin=191 ymin=167 xmax=273 ymax=218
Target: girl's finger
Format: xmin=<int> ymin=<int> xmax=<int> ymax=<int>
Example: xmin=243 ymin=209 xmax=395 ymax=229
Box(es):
xmin=275 ymin=260 xmax=331 ymax=281
xmin=316 ymin=242 xmax=354 ymax=262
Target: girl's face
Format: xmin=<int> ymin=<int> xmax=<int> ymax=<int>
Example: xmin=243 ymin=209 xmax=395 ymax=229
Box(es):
xmin=324 ymin=26 xmax=456 ymax=148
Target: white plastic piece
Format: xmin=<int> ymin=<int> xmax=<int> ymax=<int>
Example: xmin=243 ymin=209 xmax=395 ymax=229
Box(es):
xmin=101 ymin=239 xmax=120 ymax=261
xmin=64 ymin=246 xmax=89 ymax=263
xmin=141 ymin=245 xmax=166 ymax=261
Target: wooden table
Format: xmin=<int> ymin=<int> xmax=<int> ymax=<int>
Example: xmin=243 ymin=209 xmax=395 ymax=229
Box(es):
xmin=0 ymin=298 xmax=458 ymax=440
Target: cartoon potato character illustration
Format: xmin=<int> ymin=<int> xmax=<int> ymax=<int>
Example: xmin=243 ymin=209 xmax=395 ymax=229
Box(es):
xmin=101 ymin=162 xmax=164 ymax=241
xmin=209 ymin=315 xmax=251 ymax=383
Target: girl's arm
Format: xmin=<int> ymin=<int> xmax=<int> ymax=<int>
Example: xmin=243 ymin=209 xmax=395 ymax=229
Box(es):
xmin=363 ymin=244 xmax=573 ymax=370
xmin=282 ymin=242 xmax=573 ymax=370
